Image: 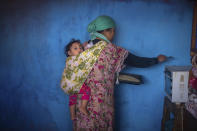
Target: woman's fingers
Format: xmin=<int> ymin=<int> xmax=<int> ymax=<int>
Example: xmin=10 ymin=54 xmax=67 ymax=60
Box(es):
xmin=157 ymin=55 xmax=167 ymax=62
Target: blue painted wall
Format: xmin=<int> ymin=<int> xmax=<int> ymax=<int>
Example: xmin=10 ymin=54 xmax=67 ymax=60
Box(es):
xmin=0 ymin=0 xmax=193 ymax=131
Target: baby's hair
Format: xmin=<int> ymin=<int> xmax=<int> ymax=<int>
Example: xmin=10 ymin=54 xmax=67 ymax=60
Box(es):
xmin=64 ymin=39 xmax=81 ymax=57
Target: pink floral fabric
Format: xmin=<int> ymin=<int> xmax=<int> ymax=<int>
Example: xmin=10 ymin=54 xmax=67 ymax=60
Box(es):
xmin=69 ymin=83 xmax=91 ymax=106
xmin=73 ymin=42 xmax=128 ymax=131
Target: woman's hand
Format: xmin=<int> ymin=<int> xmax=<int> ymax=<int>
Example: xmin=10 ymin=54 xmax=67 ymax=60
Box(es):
xmin=157 ymin=55 xmax=167 ymax=63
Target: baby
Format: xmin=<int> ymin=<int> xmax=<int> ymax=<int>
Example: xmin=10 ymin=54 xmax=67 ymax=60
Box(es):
xmin=64 ymin=39 xmax=91 ymax=120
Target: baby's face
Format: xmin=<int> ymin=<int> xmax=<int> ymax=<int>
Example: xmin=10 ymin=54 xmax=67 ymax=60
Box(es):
xmin=68 ymin=42 xmax=83 ymax=56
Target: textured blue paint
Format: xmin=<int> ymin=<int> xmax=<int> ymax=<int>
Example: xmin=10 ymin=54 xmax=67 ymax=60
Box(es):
xmin=0 ymin=0 xmax=193 ymax=131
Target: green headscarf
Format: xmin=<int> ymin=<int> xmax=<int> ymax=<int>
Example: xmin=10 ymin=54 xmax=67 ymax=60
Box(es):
xmin=87 ymin=15 xmax=116 ymax=43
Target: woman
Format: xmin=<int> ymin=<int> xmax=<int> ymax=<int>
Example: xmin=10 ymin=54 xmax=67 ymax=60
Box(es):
xmin=64 ymin=15 xmax=166 ymax=130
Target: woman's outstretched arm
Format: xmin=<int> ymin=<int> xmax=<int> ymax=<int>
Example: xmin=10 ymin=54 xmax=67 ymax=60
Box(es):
xmin=124 ymin=52 xmax=166 ymax=68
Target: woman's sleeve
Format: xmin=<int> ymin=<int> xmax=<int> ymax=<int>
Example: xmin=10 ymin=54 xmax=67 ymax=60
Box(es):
xmin=124 ymin=52 xmax=158 ymax=68
xmin=113 ymin=45 xmax=129 ymax=73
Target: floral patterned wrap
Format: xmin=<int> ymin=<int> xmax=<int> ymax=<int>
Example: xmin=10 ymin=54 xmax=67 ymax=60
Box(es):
xmin=73 ymin=41 xmax=128 ymax=131
xmin=61 ymin=41 xmax=107 ymax=95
